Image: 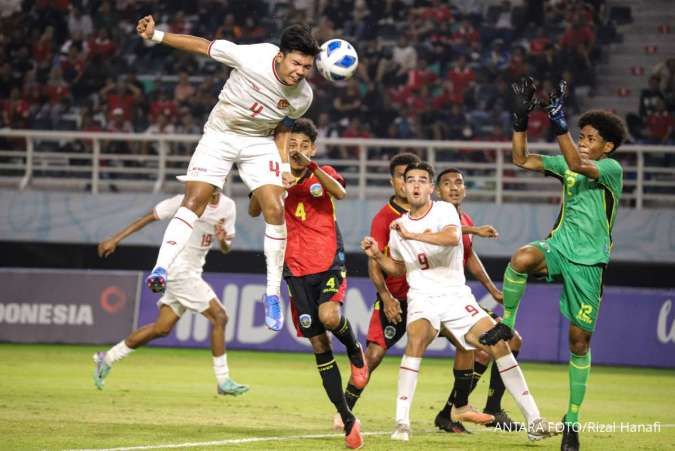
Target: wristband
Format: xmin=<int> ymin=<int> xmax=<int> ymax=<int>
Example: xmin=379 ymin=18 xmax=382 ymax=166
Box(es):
xmin=151 ymin=30 xmax=165 ymax=43
xmin=281 ymin=162 xmax=291 ymax=173
xmin=307 ymin=161 xmax=318 ymax=172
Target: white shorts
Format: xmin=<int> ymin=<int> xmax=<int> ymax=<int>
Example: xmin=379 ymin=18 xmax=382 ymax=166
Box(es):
xmin=177 ymin=128 xmax=283 ymax=191
xmin=157 ymin=277 xmax=219 ymax=317
xmin=407 ymin=286 xmax=491 ymax=351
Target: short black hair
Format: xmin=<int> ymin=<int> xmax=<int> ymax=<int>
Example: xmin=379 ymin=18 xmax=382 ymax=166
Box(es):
xmin=435 ymin=167 xmax=463 ymax=185
xmin=389 ymin=152 xmax=421 ymax=175
xmin=279 ymin=24 xmax=320 ymax=56
xmin=291 ymin=118 xmax=318 ymax=143
xmin=404 ymin=161 xmax=434 ymax=181
xmin=578 ymin=110 xmax=628 ymax=153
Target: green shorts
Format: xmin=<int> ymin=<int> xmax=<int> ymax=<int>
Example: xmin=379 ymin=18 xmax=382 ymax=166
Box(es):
xmin=529 ymin=240 xmax=604 ymax=332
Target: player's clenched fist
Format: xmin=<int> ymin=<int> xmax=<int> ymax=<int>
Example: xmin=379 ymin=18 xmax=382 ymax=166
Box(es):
xmin=136 ymin=15 xmax=155 ymax=40
xmin=361 ymin=236 xmax=382 ymax=258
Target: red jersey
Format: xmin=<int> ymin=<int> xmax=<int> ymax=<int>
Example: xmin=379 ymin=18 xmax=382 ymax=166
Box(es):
xmin=460 ymin=210 xmax=474 ymax=267
xmin=370 ymin=197 xmax=409 ymax=301
xmin=284 ymin=165 xmax=345 ymax=277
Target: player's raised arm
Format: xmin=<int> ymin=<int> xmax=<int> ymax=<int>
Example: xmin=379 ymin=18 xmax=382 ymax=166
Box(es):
xmin=291 ymin=149 xmax=346 ymax=199
xmin=98 ymin=211 xmax=157 ymax=258
xmin=137 ymin=15 xmax=210 ymax=56
xmin=511 ymin=76 xmax=544 ymax=172
xmin=545 ymin=81 xmax=604 ymax=179
xmin=362 ymin=237 xmax=406 ymax=277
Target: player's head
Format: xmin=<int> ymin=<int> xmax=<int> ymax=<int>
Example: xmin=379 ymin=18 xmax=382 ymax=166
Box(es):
xmin=276 ymin=24 xmax=320 ymax=86
xmin=288 ymin=118 xmax=318 ymax=170
xmin=577 ymin=110 xmax=628 ymax=158
xmin=403 ymin=162 xmax=435 ymax=208
xmin=436 ymin=168 xmax=465 ymax=207
xmin=389 ymin=153 xmax=421 ymax=202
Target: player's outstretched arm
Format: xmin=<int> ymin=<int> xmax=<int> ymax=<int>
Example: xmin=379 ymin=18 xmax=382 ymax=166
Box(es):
xmin=511 ymin=76 xmax=544 ymax=172
xmin=545 ymin=81 xmax=602 ymax=179
xmin=215 ymin=223 xmax=233 ymax=254
xmin=137 ymin=15 xmax=210 ymax=56
xmin=462 ymin=224 xmax=499 ymax=238
xmin=97 ymin=211 xmax=157 ymax=258
xmin=362 ymin=236 xmax=406 ymax=276
xmin=466 ymin=250 xmax=503 ymax=303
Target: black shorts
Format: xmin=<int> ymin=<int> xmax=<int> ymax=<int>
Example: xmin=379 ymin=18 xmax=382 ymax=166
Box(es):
xmin=285 ymin=269 xmax=347 ymax=338
xmin=366 ymin=295 xmax=408 ymax=350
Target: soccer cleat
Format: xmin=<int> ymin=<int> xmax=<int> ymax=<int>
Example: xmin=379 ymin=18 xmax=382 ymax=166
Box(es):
xmin=479 ymin=323 xmax=514 ymax=346
xmin=349 ymin=345 xmax=369 ymax=390
xmin=527 ymin=417 xmax=563 ymax=441
xmin=484 ymin=409 xmax=524 ymax=431
xmin=92 ymin=351 xmax=111 ymax=390
xmin=451 ymin=404 xmax=495 ymax=425
xmin=146 ymin=267 xmax=168 ymax=294
xmin=390 ymin=422 xmax=410 ymax=441
xmin=333 ymin=412 xmax=344 ymax=432
xmin=263 ymin=294 xmax=283 ymax=331
xmin=434 ymin=411 xmax=471 ymax=433
xmin=344 ymin=418 xmax=364 ymax=449
xmin=217 ymin=378 xmax=250 ymax=396
xmin=561 ymin=416 xmax=580 ymax=451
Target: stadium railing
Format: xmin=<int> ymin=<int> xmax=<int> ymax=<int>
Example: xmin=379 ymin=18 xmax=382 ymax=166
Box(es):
xmin=0 ymin=130 xmax=673 ymax=209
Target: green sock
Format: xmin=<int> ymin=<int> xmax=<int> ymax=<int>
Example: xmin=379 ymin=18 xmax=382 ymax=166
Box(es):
xmin=566 ymin=351 xmax=591 ymax=425
xmin=501 ymin=264 xmax=528 ymax=329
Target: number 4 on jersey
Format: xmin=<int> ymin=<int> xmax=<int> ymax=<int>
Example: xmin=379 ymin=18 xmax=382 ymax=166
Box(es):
xmin=249 ymin=102 xmax=263 ymax=117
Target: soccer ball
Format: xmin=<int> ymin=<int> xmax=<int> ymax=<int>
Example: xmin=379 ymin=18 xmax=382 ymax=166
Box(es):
xmin=315 ymin=39 xmax=359 ymax=82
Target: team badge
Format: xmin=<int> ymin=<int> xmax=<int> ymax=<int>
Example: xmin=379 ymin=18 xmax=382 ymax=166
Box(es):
xmin=299 ymin=314 xmax=312 ymax=328
xmin=384 ymin=325 xmax=396 ymax=339
xmin=277 ymin=99 xmax=289 ymax=109
xmin=310 ymin=183 xmax=323 ymax=197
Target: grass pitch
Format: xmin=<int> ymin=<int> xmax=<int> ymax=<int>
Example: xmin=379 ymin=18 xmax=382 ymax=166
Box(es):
xmin=0 ymin=344 xmax=673 ymax=450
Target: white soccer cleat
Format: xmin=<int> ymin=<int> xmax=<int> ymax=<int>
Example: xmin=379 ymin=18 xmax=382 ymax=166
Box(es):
xmin=390 ymin=422 xmax=410 ymax=441
xmin=527 ymin=417 xmax=563 ymax=441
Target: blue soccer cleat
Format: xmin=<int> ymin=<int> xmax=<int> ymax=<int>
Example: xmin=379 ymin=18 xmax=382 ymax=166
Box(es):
xmin=146 ymin=267 xmax=167 ymax=293
xmin=217 ymin=378 xmax=250 ymax=396
xmin=92 ymin=351 xmax=111 ymax=390
xmin=263 ymin=294 xmax=284 ymax=331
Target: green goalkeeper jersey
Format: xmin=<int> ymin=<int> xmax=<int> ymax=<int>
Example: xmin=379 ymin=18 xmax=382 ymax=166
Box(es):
xmin=542 ymin=155 xmax=623 ymax=265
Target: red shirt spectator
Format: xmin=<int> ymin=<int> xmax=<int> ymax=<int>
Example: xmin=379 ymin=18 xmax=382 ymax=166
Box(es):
xmin=646 ymin=110 xmax=674 ymax=142
xmin=560 ymin=23 xmax=594 ymax=49
xmin=447 ymin=58 xmax=475 ymax=98
xmin=89 ymin=30 xmax=117 ymax=58
xmin=527 ymin=110 xmax=550 ymax=141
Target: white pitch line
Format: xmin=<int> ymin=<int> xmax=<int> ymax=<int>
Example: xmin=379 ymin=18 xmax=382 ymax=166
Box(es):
xmin=67 ymin=431 xmax=392 ymax=451
xmin=66 ymin=424 xmax=675 ymax=451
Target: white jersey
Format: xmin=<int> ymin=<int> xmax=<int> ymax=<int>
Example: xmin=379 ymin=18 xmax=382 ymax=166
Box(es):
xmin=388 ymin=201 xmax=465 ymax=298
xmin=153 ymin=194 xmax=236 ymax=279
xmin=205 ymin=40 xmax=313 ymax=136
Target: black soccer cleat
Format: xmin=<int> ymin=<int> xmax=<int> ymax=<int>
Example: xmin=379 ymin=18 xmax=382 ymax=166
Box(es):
xmin=434 ymin=411 xmax=471 ymax=434
xmin=484 ymin=409 xmax=524 ymax=431
xmin=561 ymin=416 xmax=580 ymax=451
xmin=479 ymin=323 xmax=514 ymax=346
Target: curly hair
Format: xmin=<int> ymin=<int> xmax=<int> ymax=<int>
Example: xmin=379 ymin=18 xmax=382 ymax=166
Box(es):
xmin=578 ymin=110 xmax=628 ymax=153
xmin=291 ymin=118 xmax=318 ymax=143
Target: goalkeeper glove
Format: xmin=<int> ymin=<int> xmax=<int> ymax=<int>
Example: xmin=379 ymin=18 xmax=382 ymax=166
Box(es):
xmin=544 ymin=80 xmax=569 ymax=135
xmin=511 ymin=76 xmax=538 ymax=132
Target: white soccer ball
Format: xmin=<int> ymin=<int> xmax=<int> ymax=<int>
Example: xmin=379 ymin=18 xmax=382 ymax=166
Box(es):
xmin=315 ymin=39 xmax=359 ymax=82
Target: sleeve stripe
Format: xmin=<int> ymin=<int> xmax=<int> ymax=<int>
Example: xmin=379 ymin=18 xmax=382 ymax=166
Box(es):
xmin=207 ymin=40 xmax=215 ymax=58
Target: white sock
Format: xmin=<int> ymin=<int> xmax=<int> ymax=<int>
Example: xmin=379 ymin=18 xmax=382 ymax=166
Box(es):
xmin=264 ymin=222 xmax=286 ymax=297
xmin=213 ymin=354 xmax=230 ymax=385
xmin=495 ymin=353 xmax=540 ymax=424
xmin=155 ymin=207 xmax=198 ymax=270
xmin=105 ymin=340 xmax=133 ymax=366
xmin=396 ymin=355 xmax=422 ymax=426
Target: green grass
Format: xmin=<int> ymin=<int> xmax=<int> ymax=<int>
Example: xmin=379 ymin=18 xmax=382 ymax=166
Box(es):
xmin=0 ymin=344 xmax=673 ymax=450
